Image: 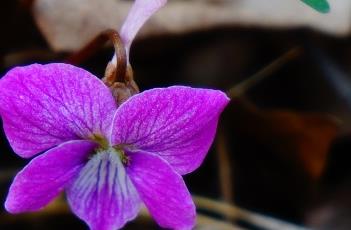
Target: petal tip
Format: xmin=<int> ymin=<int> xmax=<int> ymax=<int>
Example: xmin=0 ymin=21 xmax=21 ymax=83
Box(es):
xmin=4 ymin=197 xmax=16 ymax=214
xmin=4 ymin=191 xmax=27 ymax=214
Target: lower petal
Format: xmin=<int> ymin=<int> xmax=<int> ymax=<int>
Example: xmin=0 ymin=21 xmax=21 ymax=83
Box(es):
xmin=5 ymin=140 xmax=97 ymax=213
xmin=66 ymin=148 xmax=140 ymax=230
xmin=127 ymin=151 xmax=196 ymax=230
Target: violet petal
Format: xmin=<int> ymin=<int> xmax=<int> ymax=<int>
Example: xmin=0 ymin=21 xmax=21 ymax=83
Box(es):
xmin=127 ymin=151 xmax=196 ymax=230
xmin=110 ymin=86 xmax=229 ymax=175
xmin=5 ymin=140 xmax=97 ymax=213
xmin=67 ymin=149 xmax=140 ymax=230
xmin=0 ymin=63 xmax=117 ymax=158
xmin=119 ymin=0 xmax=167 ymax=57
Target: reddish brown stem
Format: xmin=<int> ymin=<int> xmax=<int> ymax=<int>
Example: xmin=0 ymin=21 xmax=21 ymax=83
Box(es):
xmin=66 ymin=29 xmax=127 ymax=83
xmin=66 ymin=29 xmax=139 ymax=105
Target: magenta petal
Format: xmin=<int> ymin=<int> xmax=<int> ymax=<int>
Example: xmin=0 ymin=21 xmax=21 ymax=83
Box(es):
xmin=127 ymin=151 xmax=196 ymax=229
xmin=110 ymin=86 xmax=229 ymax=175
xmin=67 ymin=149 xmax=140 ymax=230
xmin=5 ymin=140 xmax=97 ymax=213
xmin=120 ymin=0 xmax=167 ymax=56
xmin=0 ymin=63 xmax=117 ymax=158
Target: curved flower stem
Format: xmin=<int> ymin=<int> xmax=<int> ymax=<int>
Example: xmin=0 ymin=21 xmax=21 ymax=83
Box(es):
xmin=65 ymin=29 xmax=139 ymax=104
xmin=66 ymin=29 xmax=127 ymax=84
xmin=103 ymin=29 xmax=127 ymax=84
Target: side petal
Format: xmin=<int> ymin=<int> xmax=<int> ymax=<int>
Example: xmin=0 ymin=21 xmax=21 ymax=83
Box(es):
xmin=0 ymin=63 xmax=117 ymax=158
xmin=66 ymin=149 xmax=141 ymax=230
xmin=119 ymin=0 xmax=167 ymax=58
xmin=127 ymin=151 xmax=196 ymax=230
xmin=5 ymin=140 xmax=97 ymax=213
xmin=111 ymin=86 xmax=229 ymax=175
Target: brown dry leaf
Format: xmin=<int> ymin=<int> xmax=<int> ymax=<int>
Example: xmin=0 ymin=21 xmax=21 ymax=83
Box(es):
xmin=32 ymin=0 xmax=351 ymax=52
xmin=228 ymin=99 xmax=339 ymax=180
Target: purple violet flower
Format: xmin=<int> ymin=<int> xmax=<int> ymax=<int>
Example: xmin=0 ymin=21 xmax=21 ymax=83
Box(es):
xmin=0 ymin=1 xmax=229 ymax=230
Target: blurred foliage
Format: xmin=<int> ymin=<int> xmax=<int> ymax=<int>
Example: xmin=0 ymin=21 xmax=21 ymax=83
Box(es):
xmin=301 ymin=0 xmax=330 ymax=13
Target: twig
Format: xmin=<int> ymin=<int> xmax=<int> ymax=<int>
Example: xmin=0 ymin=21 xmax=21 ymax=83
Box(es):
xmin=194 ymin=196 xmax=309 ymax=230
xmin=216 ymin=128 xmax=234 ymax=209
xmin=227 ymin=47 xmax=302 ymax=99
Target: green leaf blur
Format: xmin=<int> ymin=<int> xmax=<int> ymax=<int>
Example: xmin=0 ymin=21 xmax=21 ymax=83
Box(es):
xmin=301 ymin=0 xmax=330 ymax=13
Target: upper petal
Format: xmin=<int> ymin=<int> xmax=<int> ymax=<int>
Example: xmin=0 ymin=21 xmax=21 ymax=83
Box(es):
xmin=117 ymin=0 xmax=167 ymax=60
xmin=110 ymin=86 xmax=229 ymax=175
xmin=0 ymin=63 xmax=117 ymax=158
xmin=127 ymin=151 xmax=196 ymax=230
xmin=66 ymin=148 xmax=141 ymax=230
xmin=5 ymin=140 xmax=97 ymax=213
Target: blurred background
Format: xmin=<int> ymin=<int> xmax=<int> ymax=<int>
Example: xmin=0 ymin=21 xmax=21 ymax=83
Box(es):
xmin=1 ymin=0 xmax=351 ymax=229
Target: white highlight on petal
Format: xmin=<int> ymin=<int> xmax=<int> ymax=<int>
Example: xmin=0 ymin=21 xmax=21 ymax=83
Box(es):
xmin=67 ymin=148 xmax=140 ymax=230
